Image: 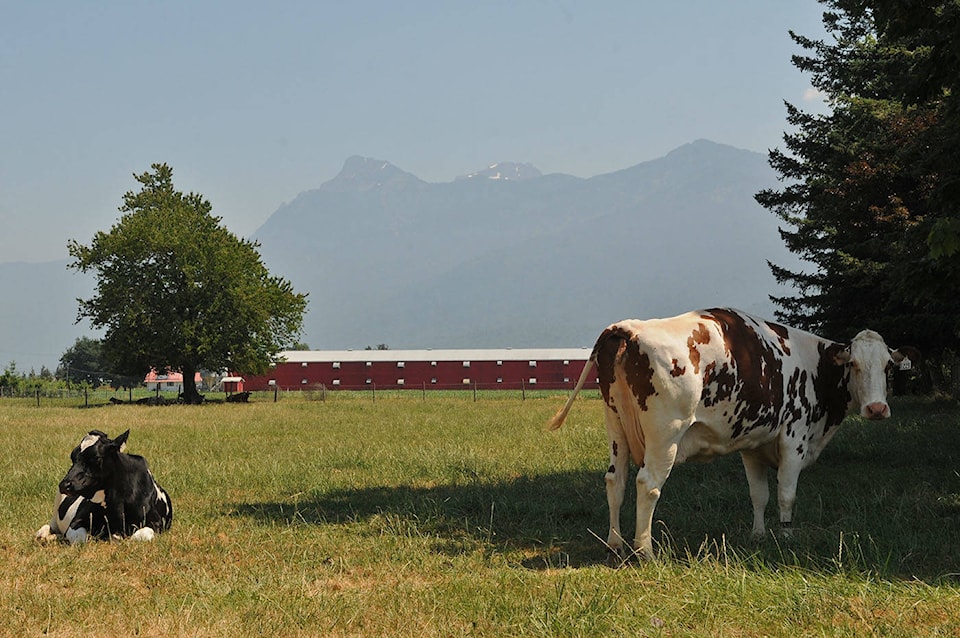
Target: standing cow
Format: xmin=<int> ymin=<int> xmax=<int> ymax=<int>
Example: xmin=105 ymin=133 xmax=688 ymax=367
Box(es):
xmin=548 ymin=308 xmax=905 ymax=561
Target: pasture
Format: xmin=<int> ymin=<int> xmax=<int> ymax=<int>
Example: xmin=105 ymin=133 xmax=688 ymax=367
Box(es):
xmin=1 ymin=393 xmax=959 ymax=636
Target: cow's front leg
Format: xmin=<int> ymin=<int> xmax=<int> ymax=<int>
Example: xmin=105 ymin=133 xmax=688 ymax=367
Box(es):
xmin=604 ymin=425 xmax=629 ymax=560
xmin=776 ymin=459 xmax=803 ymax=536
xmin=740 ymin=450 xmax=770 ymax=538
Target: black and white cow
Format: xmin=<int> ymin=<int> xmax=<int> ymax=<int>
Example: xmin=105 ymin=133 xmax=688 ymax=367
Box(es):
xmin=548 ymin=308 xmax=905 ymax=560
xmin=36 ymin=430 xmax=173 ymax=543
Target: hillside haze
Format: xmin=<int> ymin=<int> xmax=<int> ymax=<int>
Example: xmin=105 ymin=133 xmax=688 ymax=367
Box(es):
xmin=0 ymin=140 xmax=796 ymax=371
xmin=253 ymin=139 xmax=796 ymax=351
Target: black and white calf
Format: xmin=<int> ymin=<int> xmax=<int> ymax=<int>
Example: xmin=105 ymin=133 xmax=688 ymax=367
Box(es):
xmin=35 ymin=430 xmax=173 ymax=543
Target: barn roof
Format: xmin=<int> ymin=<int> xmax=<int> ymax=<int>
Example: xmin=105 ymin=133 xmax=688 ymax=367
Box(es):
xmin=274 ymin=348 xmax=591 ymax=364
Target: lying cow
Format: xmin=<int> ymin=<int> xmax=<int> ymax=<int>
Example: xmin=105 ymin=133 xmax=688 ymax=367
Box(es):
xmin=35 ymin=429 xmax=173 ymax=543
xmin=548 ymin=308 xmax=905 ymax=561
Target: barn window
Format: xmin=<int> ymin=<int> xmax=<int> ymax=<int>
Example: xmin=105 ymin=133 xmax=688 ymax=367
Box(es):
xmin=462 ymin=378 xmax=470 ymax=385
xmin=564 ymin=377 xmax=570 ymax=383
xmin=497 ymin=360 xmax=503 ymax=366
xmin=431 ymin=361 xmax=437 ymax=367
xmin=463 ymin=361 xmax=470 ymax=368
xmin=332 ymin=379 xmax=341 ymax=386
xmin=301 ymin=379 xmax=308 ymax=384
xmin=301 ymin=362 xmax=308 ymax=368
xmin=530 ymin=361 xmax=538 ymax=367
xmin=365 ymin=378 xmax=372 ymax=384
xmin=529 ymin=378 xmax=537 ymax=385
xmin=366 ymin=361 xmax=372 ymax=367
xmin=397 ymin=361 xmax=405 ymax=368
xmin=563 ymin=360 xmax=570 ymax=366
xmin=398 ymin=378 xmax=405 ymax=385
xmin=497 ymin=377 xmax=503 ymax=383
xmin=431 ymin=378 xmax=437 ymax=384
xmin=332 ymin=362 xmax=341 ymax=369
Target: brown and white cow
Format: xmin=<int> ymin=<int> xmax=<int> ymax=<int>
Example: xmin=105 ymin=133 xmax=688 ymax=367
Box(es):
xmin=548 ymin=308 xmax=905 ymax=560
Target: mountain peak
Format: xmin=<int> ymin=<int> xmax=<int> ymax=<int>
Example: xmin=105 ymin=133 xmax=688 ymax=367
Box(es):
xmin=325 ymin=156 xmax=422 ymax=192
xmin=457 ymin=162 xmax=542 ymax=182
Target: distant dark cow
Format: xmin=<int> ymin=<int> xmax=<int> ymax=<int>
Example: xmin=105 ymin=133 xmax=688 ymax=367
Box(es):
xmin=548 ymin=308 xmax=905 ymax=560
xmin=36 ymin=430 xmax=173 ymax=543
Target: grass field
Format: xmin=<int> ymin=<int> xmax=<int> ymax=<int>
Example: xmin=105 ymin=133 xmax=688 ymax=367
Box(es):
xmin=1 ymin=393 xmax=959 ymax=636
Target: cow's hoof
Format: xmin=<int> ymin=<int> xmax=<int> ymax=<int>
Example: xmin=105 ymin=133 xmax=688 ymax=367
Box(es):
xmin=35 ymin=525 xmax=58 ymax=543
xmin=606 ymin=549 xmax=627 ymax=568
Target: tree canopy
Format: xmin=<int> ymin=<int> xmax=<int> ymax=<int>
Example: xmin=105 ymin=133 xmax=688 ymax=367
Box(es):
xmin=68 ymin=164 xmax=308 ymax=403
xmin=757 ymin=0 xmax=960 ymax=361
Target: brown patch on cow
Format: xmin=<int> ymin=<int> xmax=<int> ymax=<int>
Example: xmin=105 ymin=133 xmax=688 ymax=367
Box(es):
xmin=783 ymin=368 xmax=806 ymax=435
xmin=765 ymin=321 xmax=792 ymax=356
xmin=612 ymin=441 xmax=618 ymax=457
xmin=594 ymin=327 xmax=630 ymax=407
xmin=813 ymin=342 xmax=851 ymax=432
xmin=701 ymin=360 xmax=736 ymax=408
xmin=670 ymin=359 xmax=686 ymax=377
xmin=687 ymin=322 xmax=711 ymax=374
xmin=703 ymin=308 xmax=785 ymax=436
xmin=622 ymin=336 xmax=657 ymax=410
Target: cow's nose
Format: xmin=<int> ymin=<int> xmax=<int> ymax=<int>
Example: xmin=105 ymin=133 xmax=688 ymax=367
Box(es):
xmin=863 ymin=402 xmax=890 ymax=420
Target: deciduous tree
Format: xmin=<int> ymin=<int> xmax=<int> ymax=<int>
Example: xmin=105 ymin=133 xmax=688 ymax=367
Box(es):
xmin=68 ymin=164 xmax=308 ymax=403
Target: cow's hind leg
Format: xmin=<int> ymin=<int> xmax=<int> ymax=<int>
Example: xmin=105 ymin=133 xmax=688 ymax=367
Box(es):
xmin=604 ymin=410 xmax=630 ymax=561
xmin=633 ymin=440 xmax=678 ymax=560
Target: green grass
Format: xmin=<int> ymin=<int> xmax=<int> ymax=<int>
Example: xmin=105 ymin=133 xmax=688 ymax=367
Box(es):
xmin=1 ymin=394 xmax=958 ymax=636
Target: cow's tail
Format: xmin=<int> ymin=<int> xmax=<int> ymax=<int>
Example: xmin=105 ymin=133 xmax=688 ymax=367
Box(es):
xmin=546 ymin=353 xmax=597 ymax=431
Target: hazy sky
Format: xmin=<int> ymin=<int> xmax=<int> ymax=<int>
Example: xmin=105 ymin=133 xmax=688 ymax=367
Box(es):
xmin=1 ymin=1 xmax=828 ymax=264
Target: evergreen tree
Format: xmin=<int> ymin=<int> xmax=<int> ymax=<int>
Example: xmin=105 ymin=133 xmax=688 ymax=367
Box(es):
xmin=757 ymin=0 xmax=960 ymax=360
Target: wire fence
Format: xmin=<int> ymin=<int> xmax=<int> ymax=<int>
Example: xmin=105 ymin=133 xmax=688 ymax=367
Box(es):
xmin=0 ymin=383 xmax=601 ymax=408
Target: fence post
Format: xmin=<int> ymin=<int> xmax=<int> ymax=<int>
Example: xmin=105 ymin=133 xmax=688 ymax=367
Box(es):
xmin=84 ymin=387 xmax=88 ymax=408
xmin=473 ymin=382 xmax=478 ymax=402
xmin=274 ymin=386 xmax=279 ymax=403
xmin=422 ymin=382 xmax=426 ymax=401
xmin=521 ymin=378 xmax=526 ymax=401
xmin=372 ymin=382 xmax=376 ymax=402
xmin=36 ymin=388 xmax=41 ymax=408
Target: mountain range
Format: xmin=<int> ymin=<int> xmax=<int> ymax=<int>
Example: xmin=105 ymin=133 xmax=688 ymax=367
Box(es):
xmin=1 ymin=140 xmax=797 ymax=372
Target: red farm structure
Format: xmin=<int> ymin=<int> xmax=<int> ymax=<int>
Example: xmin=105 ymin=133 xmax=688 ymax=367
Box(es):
xmin=243 ymin=348 xmax=598 ymax=392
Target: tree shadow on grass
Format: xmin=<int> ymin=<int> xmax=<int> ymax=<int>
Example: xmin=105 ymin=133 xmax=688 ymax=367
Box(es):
xmin=228 ymin=469 xmax=613 ymax=568
xmin=227 ymin=400 xmax=960 ymax=580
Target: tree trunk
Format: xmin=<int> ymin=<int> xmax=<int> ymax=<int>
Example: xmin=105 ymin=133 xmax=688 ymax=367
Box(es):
xmin=180 ymin=364 xmax=203 ymax=404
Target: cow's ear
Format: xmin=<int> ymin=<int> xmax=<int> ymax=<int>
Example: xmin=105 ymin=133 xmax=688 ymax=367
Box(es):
xmin=891 ymin=349 xmax=906 ymax=364
xmin=112 ymin=429 xmax=130 ymax=453
xmin=832 ymin=347 xmax=851 ymax=365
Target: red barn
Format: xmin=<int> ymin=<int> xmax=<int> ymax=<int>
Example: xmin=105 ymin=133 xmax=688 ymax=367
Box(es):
xmin=244 ymin=348 xmax=597 ymax=391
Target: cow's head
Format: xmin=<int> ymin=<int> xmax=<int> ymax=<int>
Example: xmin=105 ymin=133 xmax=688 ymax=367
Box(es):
xmin=833 ymin=330 xmax=905 ymax=420
xmin=58 ymin=430 xmax=129 ymax=498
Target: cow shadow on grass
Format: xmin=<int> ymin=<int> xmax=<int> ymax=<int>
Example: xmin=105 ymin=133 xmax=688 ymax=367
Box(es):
xmin=227 ymin=400 xmax=960 ymax=580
